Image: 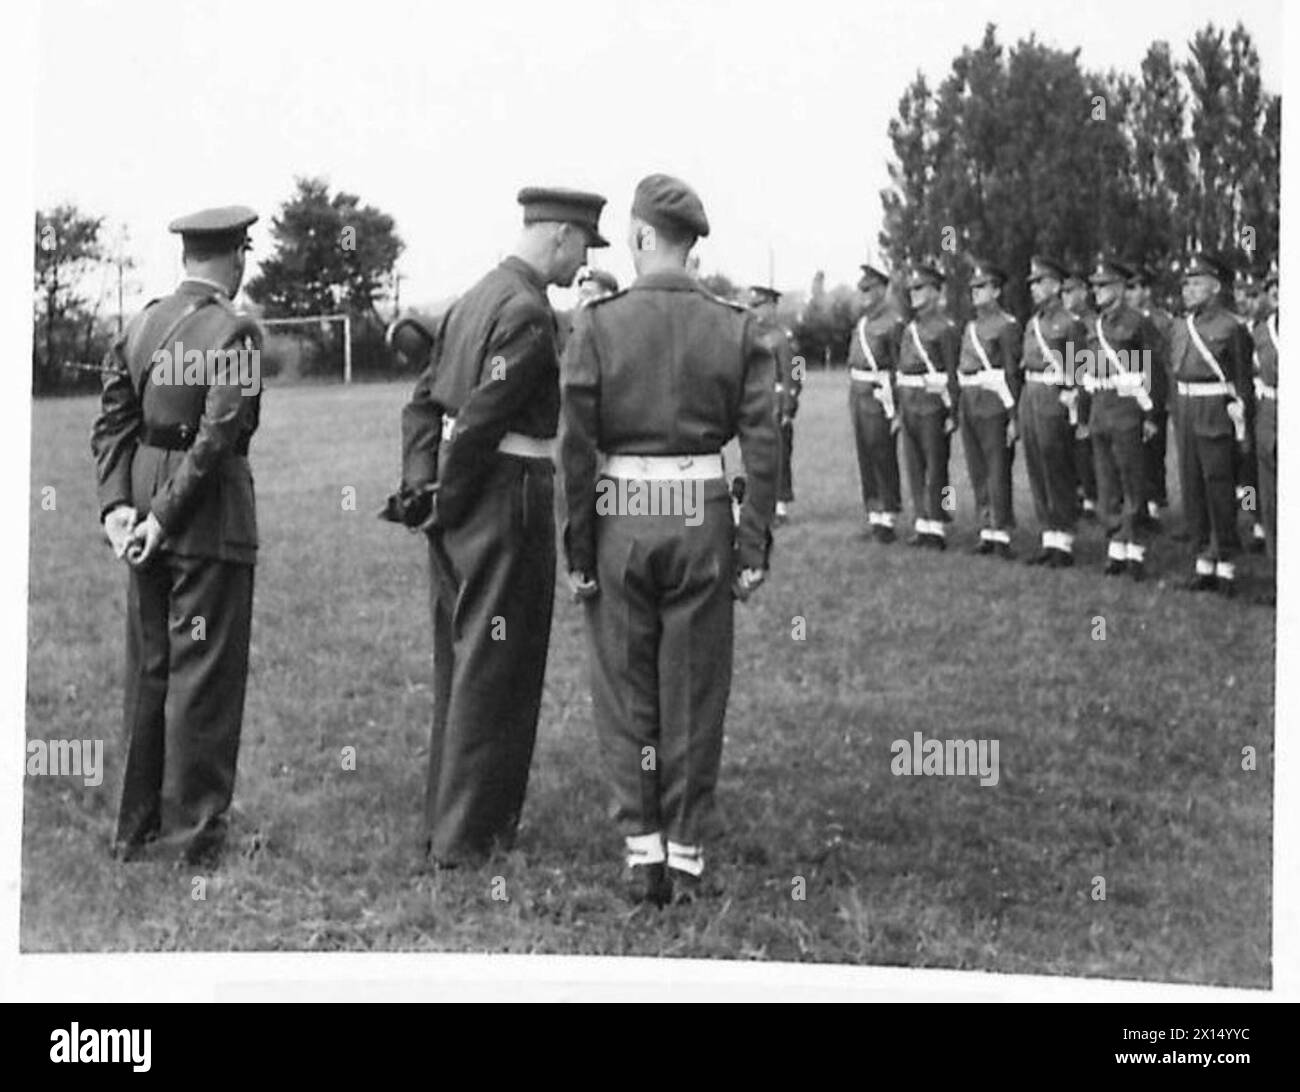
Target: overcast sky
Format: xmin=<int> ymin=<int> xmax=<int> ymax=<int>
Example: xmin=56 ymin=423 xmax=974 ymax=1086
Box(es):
xmin=33 ymin=0 xmax=1283 ymax=313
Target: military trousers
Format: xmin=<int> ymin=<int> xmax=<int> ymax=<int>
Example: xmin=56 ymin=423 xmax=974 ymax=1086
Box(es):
xmin=583 ymin=479 xmax=735 ymax=847
xmin=1019 ymin=383 xmax=1079 ymax=533
xmin=899 ymin=389 xmax=951 ymax=525
xmin=1144 ymin=409 xmax=1170 ymax=507
xmin=1074 ymin=433 xmax=1097 ymax=502
xmin=959 ymin=390 xmax=1014 ymax=533
xmin=424 ymin=454 xmax=556 ymax=863
xmin=1257 ymin=400 xmax=1277 ymax=558
xmin=1091 ymin=397 xmax=1150 ymax=545
xmin=849 ymin=384 xmax=900 ymax=517
xmin=1175 ymin=398 xmax=1241 ymax=562
xmin=115 ymin=551 xmax=254 ymax=853
xmin=777 ymin=419 xmax=795 ymax=502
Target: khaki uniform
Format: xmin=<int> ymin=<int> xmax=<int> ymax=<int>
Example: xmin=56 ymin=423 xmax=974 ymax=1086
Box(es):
xmin=897 ymin=309 xmax=960 ymax=537
xmin=958 ymin=307 xmax=1022 ymax=541
xmin=90 ymin=278 xmax=261 ymax=857
xmin=400 ymin=256 xmax=560 ymax=864
xmin=560 ymin=270 xmax=777 ymax=857
xmin=847 ymin=303 xmax=903 ymax=526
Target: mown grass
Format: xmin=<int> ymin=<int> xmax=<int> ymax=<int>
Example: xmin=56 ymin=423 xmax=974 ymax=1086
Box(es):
xmin=22 ymin=371 xmax=1273 ymax=985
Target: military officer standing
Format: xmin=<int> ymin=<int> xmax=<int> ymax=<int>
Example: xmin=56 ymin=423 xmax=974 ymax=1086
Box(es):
xmin=399 ymin=186 xmax=608 ymax=866
xmin=847 ymin=262 xmax=903 ymax=541
xmin=1020 ymin=257 xmax=1087 ymax=567
xmin=90 ymin=206 xmax=263 ymax=866
xmin=958 ymin=260 xmax=1021 ymax=557
xmin=1168 ymin=251 xmax=1256 ymax=596
xmin=747 ymin=286 xmax=799 ymax=524
xmin=896 ymin=263 xmax=959 ymax=549
xmin=560 ymin=174 xmax=778 ymax=905
xmin=1253 ymin=260 xmax=1279 ymax=572
xmin=1126 ymin=264 xmax=1175 ymax=521
xmin=1232 ymin=267 xmax=1268 ymax=553
xmin=1062 ymin=264 xmax=1099 ymax=518
xmin=1085 ymin=257 xmax=1164 ymax=580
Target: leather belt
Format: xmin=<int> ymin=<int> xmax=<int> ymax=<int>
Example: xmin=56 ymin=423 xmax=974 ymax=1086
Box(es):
xmin=142 ymin=424 xmax=250 ymax=455
xmin=1176 ymin=381 xmax=1232 ymax=397
xmin=600 ymin=453 xmax=724 ymax=480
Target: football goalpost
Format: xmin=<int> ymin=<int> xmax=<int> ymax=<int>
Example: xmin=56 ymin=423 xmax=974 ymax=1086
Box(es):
xmin=260 ymin=313 xmax=353 ymax=383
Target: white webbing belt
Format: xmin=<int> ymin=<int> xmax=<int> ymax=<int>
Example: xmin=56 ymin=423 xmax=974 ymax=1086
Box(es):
xmin=601 ymin=453 xmax=724 ymax=480
xmin=1176 ymin=381 xmax=1232 ymax=397
xmin=441 ymin=415 xmax=556 ymax=459
xmin=849 ymin=367 xmax=882 ymax=383
xmin=1255 ymin=378 xmax=1277 ymax=401
xmin=1024 ymin=370 xmax=1061 ymax=385
xmin=895 ymin=373 xmax=929 ymax=389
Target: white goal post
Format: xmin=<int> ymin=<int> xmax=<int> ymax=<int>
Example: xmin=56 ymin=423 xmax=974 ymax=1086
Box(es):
xmin=259 ymin=313 xmax=353 ymax=383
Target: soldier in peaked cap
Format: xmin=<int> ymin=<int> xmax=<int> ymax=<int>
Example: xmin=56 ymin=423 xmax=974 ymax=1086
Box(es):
xmin=847 ymin=262 xmax=903 ymax=541
xmin=896 ymin=262 xmax=960 ymax=548
xmin=1126 ymin=263 xmax=1176 ymax=522
xmin=1253 ymin=260 xmax=1279 ymax=587
xmin=398 ymin=184 xmax=607 ymax=866
xmin=1062 ymin=263 xmax=1100 ymax=518
xmin=1169 ymin=250 xmax=1256 ymax=597
xmin=560 ymin=173 xmax=778 ymax=906
xmin=1021 ymin=256 xmax=1088 ymax=567
xmin=958 ymin=259 xmax=1022 ymax=558
xmin=1084 ymin=256 xmax=1165 ymax=580
xmin=747 ymin=285 xmax=800 ymax=524
xmin=90 ymin=204 xmax=263 ymax=866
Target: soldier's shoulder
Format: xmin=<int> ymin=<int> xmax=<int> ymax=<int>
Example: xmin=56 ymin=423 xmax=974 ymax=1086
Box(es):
xmin=695 ymin=286 xmax=747 ymax=314
xmin=584 ymin=286 xmax=630 ymax=310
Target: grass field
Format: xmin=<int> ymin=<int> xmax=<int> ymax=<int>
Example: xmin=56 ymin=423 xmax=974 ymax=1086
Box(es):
xmin=21 ymin=371 xmax=1274 ymax=986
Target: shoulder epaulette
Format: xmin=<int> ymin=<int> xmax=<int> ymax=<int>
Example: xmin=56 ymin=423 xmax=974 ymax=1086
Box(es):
xmin=699 ymin=287 xmax=747 ymax=313
xmin=586 ymin=286 xmax=629 ymax=308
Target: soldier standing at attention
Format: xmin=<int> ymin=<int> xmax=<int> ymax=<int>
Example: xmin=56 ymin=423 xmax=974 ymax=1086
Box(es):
xmin=896 ymin=262 xmax=960 ymax=549
xmin=1085 ymin=257 xmax=1164 ymax=581
xmin=747 ymin=286 xmax=799 ymax=524
xmin=399 ymin=186 xmax=608 ymax=867
xmin=1062 ymin=265 xmax=1099 ymax=518
xmin=90 ymin=206 xmax=263 ymax=866
xmin=957 ymin=260 xmax=1021 ymax=558
xmin=560 ymin=174 xmax=778 ymax=906
xmin=1020 ymin=257 xmax=1087 ymax=568
xmin=1232 ymin=267 xmax=1268 ymax=553
xmin=847 ymin=262 xmax=903 ymax=542
xmin=1253 ymin=260 xmax=1279 ymax=579
xmin=1168 ymin=251 xmax=1256 ymax=597
xmin=1126 ymin=264 xmax=1175 ymax=523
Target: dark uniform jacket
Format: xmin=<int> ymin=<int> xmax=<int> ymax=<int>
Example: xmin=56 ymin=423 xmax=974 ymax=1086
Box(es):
xmin=959 ymin=307 xmax=1022 ymax=417
xmin=755 ymin=315 xmax=799 ymax=420
xmin=400 ymin=256 xmax=559 ymax=529
xmin=559 ymin=270 xmax=779 ymax=575
xmin=897 ymin=309 xmax=960 ymax=411
xmin=1254 ymin=308 xmax=1279 ymax=393
xmin=1024 ymin=297 xmax=1086 ymax=380
xmin=848 ymin=301 xmax=902 ymax=383
xmin=1168 ymin=299 xmax=1255 ymax=439
xmin=90 ymin=279 xmax=262 ymax=564
xmin=1085 ymin=303 xmax=1165 ymax=428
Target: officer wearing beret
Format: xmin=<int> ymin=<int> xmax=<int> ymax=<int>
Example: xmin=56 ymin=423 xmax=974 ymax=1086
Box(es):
xmin=399 ymin=185 xmax=607 ymax=865
xmin=1126 ymin=264 xmax=1176 ymax=523
xmin=1021 ymin=256 xmax=1088 ymax=567
xmin=90 ymin=205 xmax=263 ymax=865
xmin=896 ymin=262 xmax=960 ymax=548
xmin=1062 ymin=264 xmax=1100 ymax=518
xmin=747 ymin=286 xmax=799 ymax=524
xmin=847 ymin=262 xmax=903 ymax=541
xmin=958 ymin=260 xmax=1022 ymax=557
xmin=1253 ymin=260 xmax=1279 ymax=590
xmin=560 ymin=173 xmax=778 ymax=905
xmin=1085 ymin=256 xmax=1164 ymax=580
xmin=1169 ymin=250 xmax=1256 ymax=596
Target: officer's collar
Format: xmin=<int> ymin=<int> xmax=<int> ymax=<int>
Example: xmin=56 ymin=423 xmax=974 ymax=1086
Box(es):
xmin=632 ymin=268 xmax=698 ymax=292
xmin=179 ymin=275 xmax=231 ymax=298
xmin=500 ymin=255 xmax=548 ymax=293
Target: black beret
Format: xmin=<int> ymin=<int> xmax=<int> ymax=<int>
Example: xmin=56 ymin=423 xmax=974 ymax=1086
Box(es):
xmin=518 ymin=186 xmax=609 ymax=247
xmin=631 ymin=174 xmax=710 ymax=239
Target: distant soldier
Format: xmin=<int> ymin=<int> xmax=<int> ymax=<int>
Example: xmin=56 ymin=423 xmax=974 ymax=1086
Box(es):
xmin=90 ymin=205 xmax=263 ymax=866
xmin=1126 ymin=264 xmax=1175 ymax=521
xmin=958 ymin=260 xmax=1021 ymax=557
xmin=1062 ymin=265 xmax=1099 ymax=518
xmin=1169 ymin=251 xmax=1256 ymax=597
xmin=1021 ymin=256 xmax=1087 ymax=567
xmin=747 ymin=286 xmax=799 ymax=523
xmin=577 ymin=266 xmax=619 ymax=306
xmin=1085 ymin=257 xmax=1164 ymax=580
xmin=896 ymin=262 xmax=960 ymax=549
xmin=1253 ymin=260 xmax=1279 ymax=576
xmin=560 ymin=174 xmax=778 ymax=905
xmin=399 ymin=185 xmax=608 ymax=866
xmin=847 ymin=261 xmax=903 ymax=541
xmin=1232 ymin=267 xmax=1268 ymax=553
